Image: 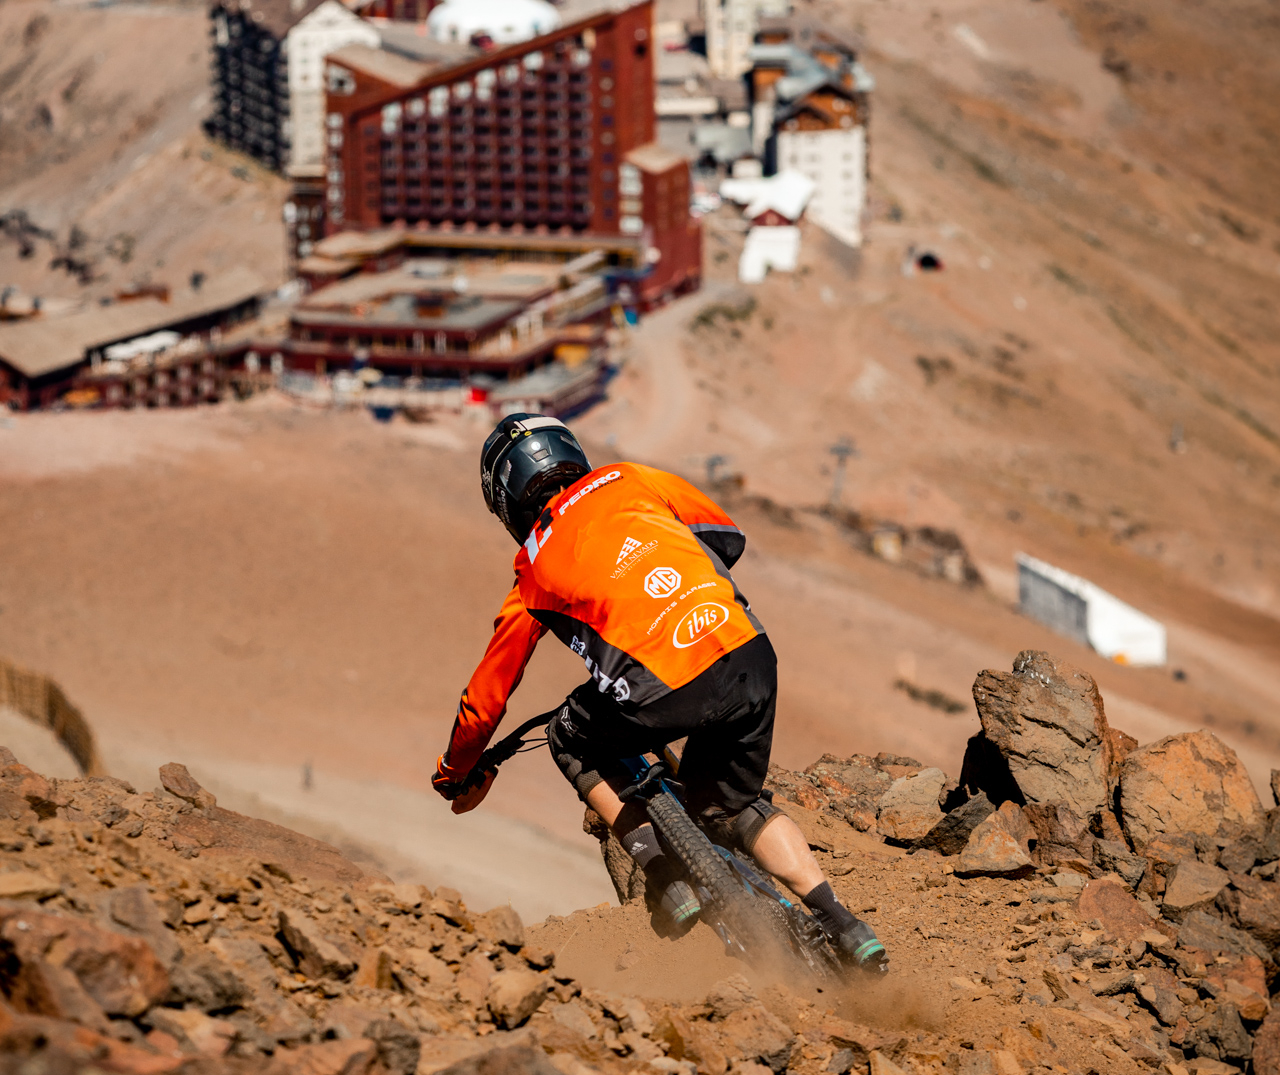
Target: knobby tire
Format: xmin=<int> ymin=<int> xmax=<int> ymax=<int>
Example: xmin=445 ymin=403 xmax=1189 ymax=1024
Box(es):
xmin=645 ymin=790 xmax=791 ymax=966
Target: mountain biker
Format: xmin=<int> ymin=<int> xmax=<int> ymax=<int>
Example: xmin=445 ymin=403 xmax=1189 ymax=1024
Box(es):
xmin=432 ymin=413 xmax=888 ymax=974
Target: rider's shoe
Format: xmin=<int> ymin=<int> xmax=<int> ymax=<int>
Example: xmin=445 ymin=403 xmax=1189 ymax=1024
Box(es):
xmin=829 ymin=918 xmax=889 ymax=975
xmin=647 ymin=874 xmax=701 ymax=938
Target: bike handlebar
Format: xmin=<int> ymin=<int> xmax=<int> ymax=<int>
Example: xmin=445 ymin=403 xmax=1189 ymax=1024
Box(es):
xmin=455 ymin=707 xmax=560 ymax=792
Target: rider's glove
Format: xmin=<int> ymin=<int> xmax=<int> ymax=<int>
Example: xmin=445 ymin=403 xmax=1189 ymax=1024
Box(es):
xmin=433 ymin=754 xmax=496 ymax=815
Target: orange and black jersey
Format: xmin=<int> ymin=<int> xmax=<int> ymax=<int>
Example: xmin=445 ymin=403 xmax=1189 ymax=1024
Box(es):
xmin=440 ymin=463 xmax=764 ymax=779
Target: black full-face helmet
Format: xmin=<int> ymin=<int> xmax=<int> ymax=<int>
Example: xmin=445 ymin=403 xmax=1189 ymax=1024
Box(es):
xmin=481 ymin=413 xmax=592 ymax=543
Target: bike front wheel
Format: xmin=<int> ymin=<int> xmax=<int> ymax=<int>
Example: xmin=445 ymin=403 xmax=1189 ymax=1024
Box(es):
xmin=645 ymin=790 xmax=793 ymax=967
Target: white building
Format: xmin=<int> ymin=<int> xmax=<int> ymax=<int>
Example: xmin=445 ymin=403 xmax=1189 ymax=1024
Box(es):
xmin=738 ymin=226 xmax=801 ymax=283
xmin=746 ymin=31 xmax=874 ymax=248
xmin=426 ymin=0 xmax=560 ymax=45
xmin=1017 ymin=553 xmax=1168 ymax=667
xmin=286 ymin=1 xmax=381 ymax=177
xmin=705 ymin=0 xmax=789 ymax=79
xmin=775 ymin=112 xmax=865 ymax=246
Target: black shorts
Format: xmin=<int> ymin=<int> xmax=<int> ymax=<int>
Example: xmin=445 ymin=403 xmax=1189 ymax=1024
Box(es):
xmin=547 ymin=634 xmax=777 ymax=819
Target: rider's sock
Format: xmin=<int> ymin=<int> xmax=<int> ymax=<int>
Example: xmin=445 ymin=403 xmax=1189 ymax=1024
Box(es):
xmin=801 ymin=881 xmax=858 ymax=934
xmin=619 ymin=823 xmax=666 ymax=873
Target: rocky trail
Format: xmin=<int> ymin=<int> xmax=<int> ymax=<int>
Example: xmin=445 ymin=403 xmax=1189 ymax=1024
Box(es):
xmin=4 ymin=651 xmax=1280 ymax=1075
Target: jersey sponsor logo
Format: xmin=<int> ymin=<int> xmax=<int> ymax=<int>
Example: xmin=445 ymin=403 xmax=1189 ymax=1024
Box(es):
xmin=616 ymin=536 xmax=642 ymax=564
xmin=643 ymin=566 xmax=681 ymax=598
xmin=645 ymin=581 xmax=718 ymax=636
xmin=570 ymin=635 xmax=631 ymax=702
xmin=610 ymin=538 xmax=659 ymax=579
xmin=672 ymin=602 xmax=730 ymax=649
xmin=557 ymin=470 xmax=622 ymax=516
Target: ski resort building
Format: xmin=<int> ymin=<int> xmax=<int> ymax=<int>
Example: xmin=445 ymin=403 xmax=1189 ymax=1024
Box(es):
xmin=318 ymin=0 xmax=702 ymax=308
xmin=747 ymin=19 xmax=873 ymax=246
xmin=279 ymin=258 xmax=608 ymax=374
xmin=0 ymin=270 xmax=268 ymax=411
xmin=206 ymin=0 xmax=381 ymax=176
xmin=1017 ymin=553 xmax=1168 ymax=666
xmin=704 ymin=0 xmax=789 ymax=79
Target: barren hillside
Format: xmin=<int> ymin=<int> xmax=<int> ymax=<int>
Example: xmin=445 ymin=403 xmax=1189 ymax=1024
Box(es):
xmin=0 ymin=0 xmax=1278 ymax=1005
xmin=0 ymin=0 xmax=287 ymax=302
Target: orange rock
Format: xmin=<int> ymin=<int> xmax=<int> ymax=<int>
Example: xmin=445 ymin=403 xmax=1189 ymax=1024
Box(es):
xmin=1076 ymin=879 xmax=1159 ymax=943
xmin=159 ymin=762 xmax=216 ymax=809
xmin=147 ymin=1007 xmax=237 ymax=1058
xmin=971 ymin=651 xmax=1116 ymax=817
xmin=6 ymin=956 xmax=110 ymax=1031
xmin=1254 ymin=1008 xmax=1280 ymax=1075
xmin=484 ymin=968 xmax=547 ymax=1029
xmin=268 ymin=1038 xmax=379 ymax=1075
xmin=719 ymin=1004 xmax=796 ymax=1074
xmin=1119 ymin=731 xmax=1264 ymax=850
xmin=0 ymin=903 xmax=169 ymax=1017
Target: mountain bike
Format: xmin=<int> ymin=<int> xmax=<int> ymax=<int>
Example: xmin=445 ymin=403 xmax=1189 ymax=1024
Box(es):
xmin=454 ymin=708 xmax=855 ymax=984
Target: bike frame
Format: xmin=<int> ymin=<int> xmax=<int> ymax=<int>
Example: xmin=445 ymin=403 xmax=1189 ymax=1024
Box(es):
xmin=462 ymin=711 xmax=840 ymax=975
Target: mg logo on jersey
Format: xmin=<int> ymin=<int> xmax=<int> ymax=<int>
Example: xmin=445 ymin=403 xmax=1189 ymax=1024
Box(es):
xmin=644 ymin=567 xmax=681 ymax=598
xmin=672 ymin=602 xmax=730 ymax=648
xmin=616 ymin=536 xmax=642 ymax=564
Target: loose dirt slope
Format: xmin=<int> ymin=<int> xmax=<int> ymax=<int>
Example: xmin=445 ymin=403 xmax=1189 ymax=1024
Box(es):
xmin=7 ymin=649 xmax=1280 ymax=1075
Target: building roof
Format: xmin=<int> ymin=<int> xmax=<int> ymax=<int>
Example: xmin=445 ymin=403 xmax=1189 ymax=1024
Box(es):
xmin=749 ymin=35 xmax=871 ymax=102
xmin=376 ymin=23 xmax=476 ymax=65
xmin=625 ymin=142 xmax=686 ymax=175
xmin=216 ymin=0 xmax=328 ymax=39
xmin=0 ymin=268 xmax=269 ymax=380
xmin=720 ymin=170 xmax=815 ymax=223
xmin=311 ymin=226 xmax=645 ymax=269
xmin=299 ymin=263 xmax=559 ymax=309
xmin=773 ymin=80 xmax=862 ymax=126
xmin=756 ymin=15 xmax=860 ymax=59
xmin=296 ymin=254 xmax=360 ymax=277
xmin=707 ymin=77 xmax=748 ymax=111
xmin=328 ymin=43 xmax=437 ymax=86
xmin=312 ymin=228 xmax=408 ymax=260
xmin=426 ymin=0 xmax=561 ymax=45
xmin=295 ymin=294 xmax=526 ymax=333
xmin=655 ymin=48 xmax=710 ymax=84
xmin=330 ymin=0 xmax=653 ymax=112
xmin=693 ymin=123 xmax=752 ymax=163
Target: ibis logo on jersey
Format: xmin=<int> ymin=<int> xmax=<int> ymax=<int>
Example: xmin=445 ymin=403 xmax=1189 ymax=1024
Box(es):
xmin=643 ymin=567 xmax=681 ymax=598
xmin=672 ymin=602 xmax=730 ymax=649
xmin=616 ymin=536 xmax=642 ymax=564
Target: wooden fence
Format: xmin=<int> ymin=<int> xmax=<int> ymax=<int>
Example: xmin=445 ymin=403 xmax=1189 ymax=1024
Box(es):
xmin=0 ymin=658 xmax=103 ymax=776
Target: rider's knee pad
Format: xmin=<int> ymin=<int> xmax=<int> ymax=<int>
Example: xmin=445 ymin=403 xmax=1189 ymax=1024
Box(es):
xmin=547 ymin=701 xmax=606 ymax=800
xmin=699 ymin=793 xmax=781 ymax=854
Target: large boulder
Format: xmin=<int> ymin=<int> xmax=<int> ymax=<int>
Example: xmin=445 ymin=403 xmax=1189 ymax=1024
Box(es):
xmin=484 ymin=969 xmax=547 ymax=1029
xmin=719 ymin=1003 xmax=795 ymax=1073
xmin=1023 ymin=801 xmax=1095 ymax=868
xmin=1076 ymin=879 xmax=1159 ymax=944
xmin=913 ymin=792 xmax=995 ymax=856
xmin=801 ymin=754 xmax=893 ymax=832
xmin=1161 ymin=860 xmax=1228 ymax=922
xmin=1218 ymin=872 xmax=1280 ymax=951
xmin=970 ymin=651 xmax=1118 ymax=818
xmin=956 ymin=803 xmax=1035 ymax=878
xmin=876 ymin=768 xmax=946 ymax=843
xmin=1118 ymin=730 xmax=1264 ymax=851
